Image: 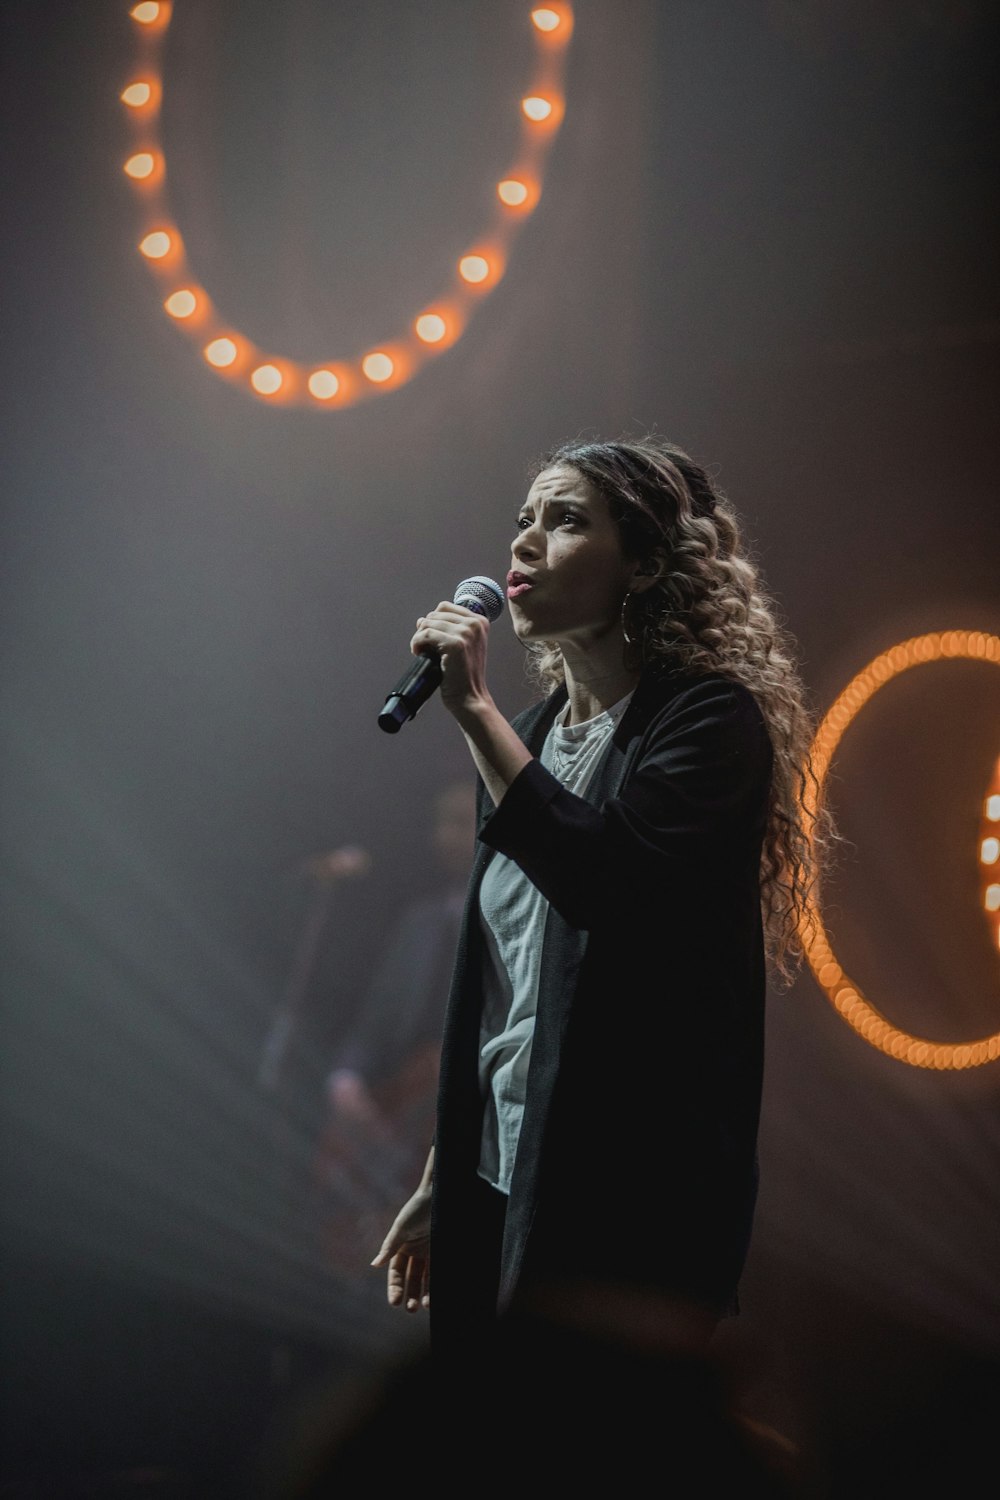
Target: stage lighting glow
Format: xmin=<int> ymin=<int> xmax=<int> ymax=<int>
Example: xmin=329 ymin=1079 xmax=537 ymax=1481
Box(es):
xmin=987 ymin=795 xmax=1000 ymax=821
xmin=139 ymin=230 xmax=171 ymax=259
xmin=362 ymin=352 xmax=393 ymax=383
xmin=800 ymin=630 xmax=1000 ymax=1070
xmin=415 ymin=314 xmax=447 ymax=344
xmin=307 ymin=370 xmax=340 ymax=400
xmin=250 ymin=364 xmax=282 ymax=395
xmin=119 ymin=1 xmax=573 ymax=405
xmin=498 ymin=179 xmax=529 ymax=206
xmin=121 ymin=81 xmax=153 ymax=107
xmin=124 ymin=152 xmax=156 ymax=180
xmin=164 ymin=289 xmax=197 ymax=318
xmin=522 ymin=95 xmax=553 ymax=122
xmin=205 ymin=338 xmax=237 ymax=368
xmin=459 ymin=255 xmax=489 ymax=284
xmin=986 ymin=885 xmax=1000 ymax=912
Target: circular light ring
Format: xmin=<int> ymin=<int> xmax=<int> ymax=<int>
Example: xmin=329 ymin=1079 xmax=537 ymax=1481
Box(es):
xmin=801 ymin=631 xmax=1000 ymax=1070
xmin=121 ymin=3 xmax=573 ymax=407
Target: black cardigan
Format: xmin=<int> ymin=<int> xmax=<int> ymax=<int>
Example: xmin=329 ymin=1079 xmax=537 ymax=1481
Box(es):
xmin=430 ymin=666 xmax=774 ymax=1346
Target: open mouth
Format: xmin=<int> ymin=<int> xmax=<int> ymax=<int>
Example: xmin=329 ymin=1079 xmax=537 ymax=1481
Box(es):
xmin=506 ymin=570 xmax=535 ymax=600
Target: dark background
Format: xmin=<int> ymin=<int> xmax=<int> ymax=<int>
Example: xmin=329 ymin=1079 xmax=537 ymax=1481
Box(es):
xmin=2 ymin=2 xmax=998 ymax=1496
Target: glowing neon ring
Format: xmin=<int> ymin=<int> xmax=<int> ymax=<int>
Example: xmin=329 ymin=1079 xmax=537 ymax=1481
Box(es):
xmin=120 ymin=2 xmax=574 ymax=407
xmin=800 ymin=630 xmax=1000 ymax=1070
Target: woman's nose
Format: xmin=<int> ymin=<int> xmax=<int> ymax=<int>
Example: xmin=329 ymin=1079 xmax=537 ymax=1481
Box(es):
xmin=512 ymin=524 xmax=540 ymax=560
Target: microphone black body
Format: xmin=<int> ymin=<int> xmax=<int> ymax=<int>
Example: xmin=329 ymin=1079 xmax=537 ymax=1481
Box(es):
xmin=378 ymin=576 xmax=505 ymax=734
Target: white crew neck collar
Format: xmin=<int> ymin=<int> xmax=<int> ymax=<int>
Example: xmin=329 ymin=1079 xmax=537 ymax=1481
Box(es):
xmin=554 ymin=688 xmax=635 ymax=737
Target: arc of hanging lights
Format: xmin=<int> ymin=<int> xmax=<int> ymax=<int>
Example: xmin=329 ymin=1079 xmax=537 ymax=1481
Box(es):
xmin=120 ymin=2 xmax=574 ymax=407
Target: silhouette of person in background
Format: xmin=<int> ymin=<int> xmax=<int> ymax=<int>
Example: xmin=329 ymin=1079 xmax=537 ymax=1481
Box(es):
xmin=314 ymin=780 xmax=476 ymax=1268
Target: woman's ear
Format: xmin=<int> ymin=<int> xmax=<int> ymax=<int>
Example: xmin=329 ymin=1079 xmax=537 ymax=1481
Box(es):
xmin=629 ymin=557 xmax=664 ymax=595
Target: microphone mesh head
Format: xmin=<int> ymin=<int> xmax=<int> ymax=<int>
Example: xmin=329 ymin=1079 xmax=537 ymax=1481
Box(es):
xmin=453 ymin=575 xmax=505 ymax=622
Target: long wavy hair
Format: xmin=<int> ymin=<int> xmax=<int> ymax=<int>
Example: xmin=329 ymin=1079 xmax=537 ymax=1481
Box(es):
xmin=525 ymin=435 xmax=834 ymax=984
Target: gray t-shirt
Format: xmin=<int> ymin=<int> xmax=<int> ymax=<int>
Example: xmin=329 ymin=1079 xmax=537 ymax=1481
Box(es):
xmin=477 ymin=690 xmax=634 ymax=1192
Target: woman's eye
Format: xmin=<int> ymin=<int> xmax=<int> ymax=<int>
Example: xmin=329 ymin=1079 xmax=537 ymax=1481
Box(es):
xmin=561 ymin=511 xmax=582 ymax=525
xmin=516 ymin=516 xmax=531 ymax=530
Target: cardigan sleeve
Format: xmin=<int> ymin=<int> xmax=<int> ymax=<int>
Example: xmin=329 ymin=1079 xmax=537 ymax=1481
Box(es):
xmin=477 ymin=676 xmax=772 ymax=930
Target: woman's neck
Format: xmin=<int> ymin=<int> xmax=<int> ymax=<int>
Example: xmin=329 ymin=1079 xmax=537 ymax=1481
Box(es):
xmin=560 ymin=637 xmax=639 ymax=726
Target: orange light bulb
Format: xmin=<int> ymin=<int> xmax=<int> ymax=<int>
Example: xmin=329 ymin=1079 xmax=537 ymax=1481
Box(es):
xmin=121 ymin=81 xmax=153 ymax=107
xmin=459 ymin=255 xmax=489 ymax=284
xmin=415 ymin=314 xmax=447 ymax=344
xmin=139 ymin=230 xmax=171 ymax=259
xmin=250 ymin=364 xmax=283 ymax=395
xmin=362 ymin=352 xmax=394 ymax=383
xmin=522 ymin=96 xmax=553 ymax=122
xmin=308 ymin=370 xmax=340 ymax=400
xmin=205 ymin=338 xmax=237 ymax=368
xmin=124 ymin=152 xmax=156 ymax=180
xmin=164 ymin=289 xmax=197 ymax=318
xmin=498 ymin=179 xmax=529 ymax=206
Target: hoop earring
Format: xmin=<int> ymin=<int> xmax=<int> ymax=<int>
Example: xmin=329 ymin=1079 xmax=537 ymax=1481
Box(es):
xmin=621 ymin=591 xmax=638 ymax=648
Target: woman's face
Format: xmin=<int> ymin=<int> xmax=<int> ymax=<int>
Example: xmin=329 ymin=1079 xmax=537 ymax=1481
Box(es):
xmin=506 ymin=464 xmax=637 ymax=648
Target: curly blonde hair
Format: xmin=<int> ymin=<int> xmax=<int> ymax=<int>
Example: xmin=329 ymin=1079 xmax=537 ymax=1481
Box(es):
xmin=526 ymin=435 xmax=834 ymax=984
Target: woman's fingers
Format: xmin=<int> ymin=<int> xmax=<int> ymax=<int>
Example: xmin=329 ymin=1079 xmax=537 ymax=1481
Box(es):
xmin=411 ymin=605 xmax=486 ymax=653
xmin=403 ymin=1252 xmax=430 ymax=1312
xmin=385 ymin=1251 xmax=407 ymax=1307
xmin=403 ymin=1254 xmax=419 ymax=1311
xmin=409 ymin=606 xmax=490 ymax=719
xmin=383 ymin=1250 xmax=429 ymax=1312
xmin=371 ymin=1225 xmax=400 ymax=1267
xmin=373 ymin=1183 xmax=432 ymax=1310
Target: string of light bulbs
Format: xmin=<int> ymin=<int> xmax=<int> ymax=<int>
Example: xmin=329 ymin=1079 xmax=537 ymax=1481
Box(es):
xmin=120 ymin=2 xmax=574 ymax=407
xmin=800 ymin=630 xmax=1000 ymax=1070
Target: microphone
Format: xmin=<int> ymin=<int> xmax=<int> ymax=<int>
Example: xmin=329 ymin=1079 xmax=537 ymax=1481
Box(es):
xmin=378 ymin=575 xmax=505 ymax=734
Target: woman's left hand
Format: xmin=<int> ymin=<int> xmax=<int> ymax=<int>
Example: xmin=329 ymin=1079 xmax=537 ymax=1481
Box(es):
xmin=411 ymin=601 xmax=491 ymax=720
xmin=371 ymin=1183 xmax=432 ymax=1312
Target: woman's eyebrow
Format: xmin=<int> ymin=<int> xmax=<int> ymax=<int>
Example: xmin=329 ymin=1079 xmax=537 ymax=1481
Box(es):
xmin=528 ymin=491 xmax=588 ymax=510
